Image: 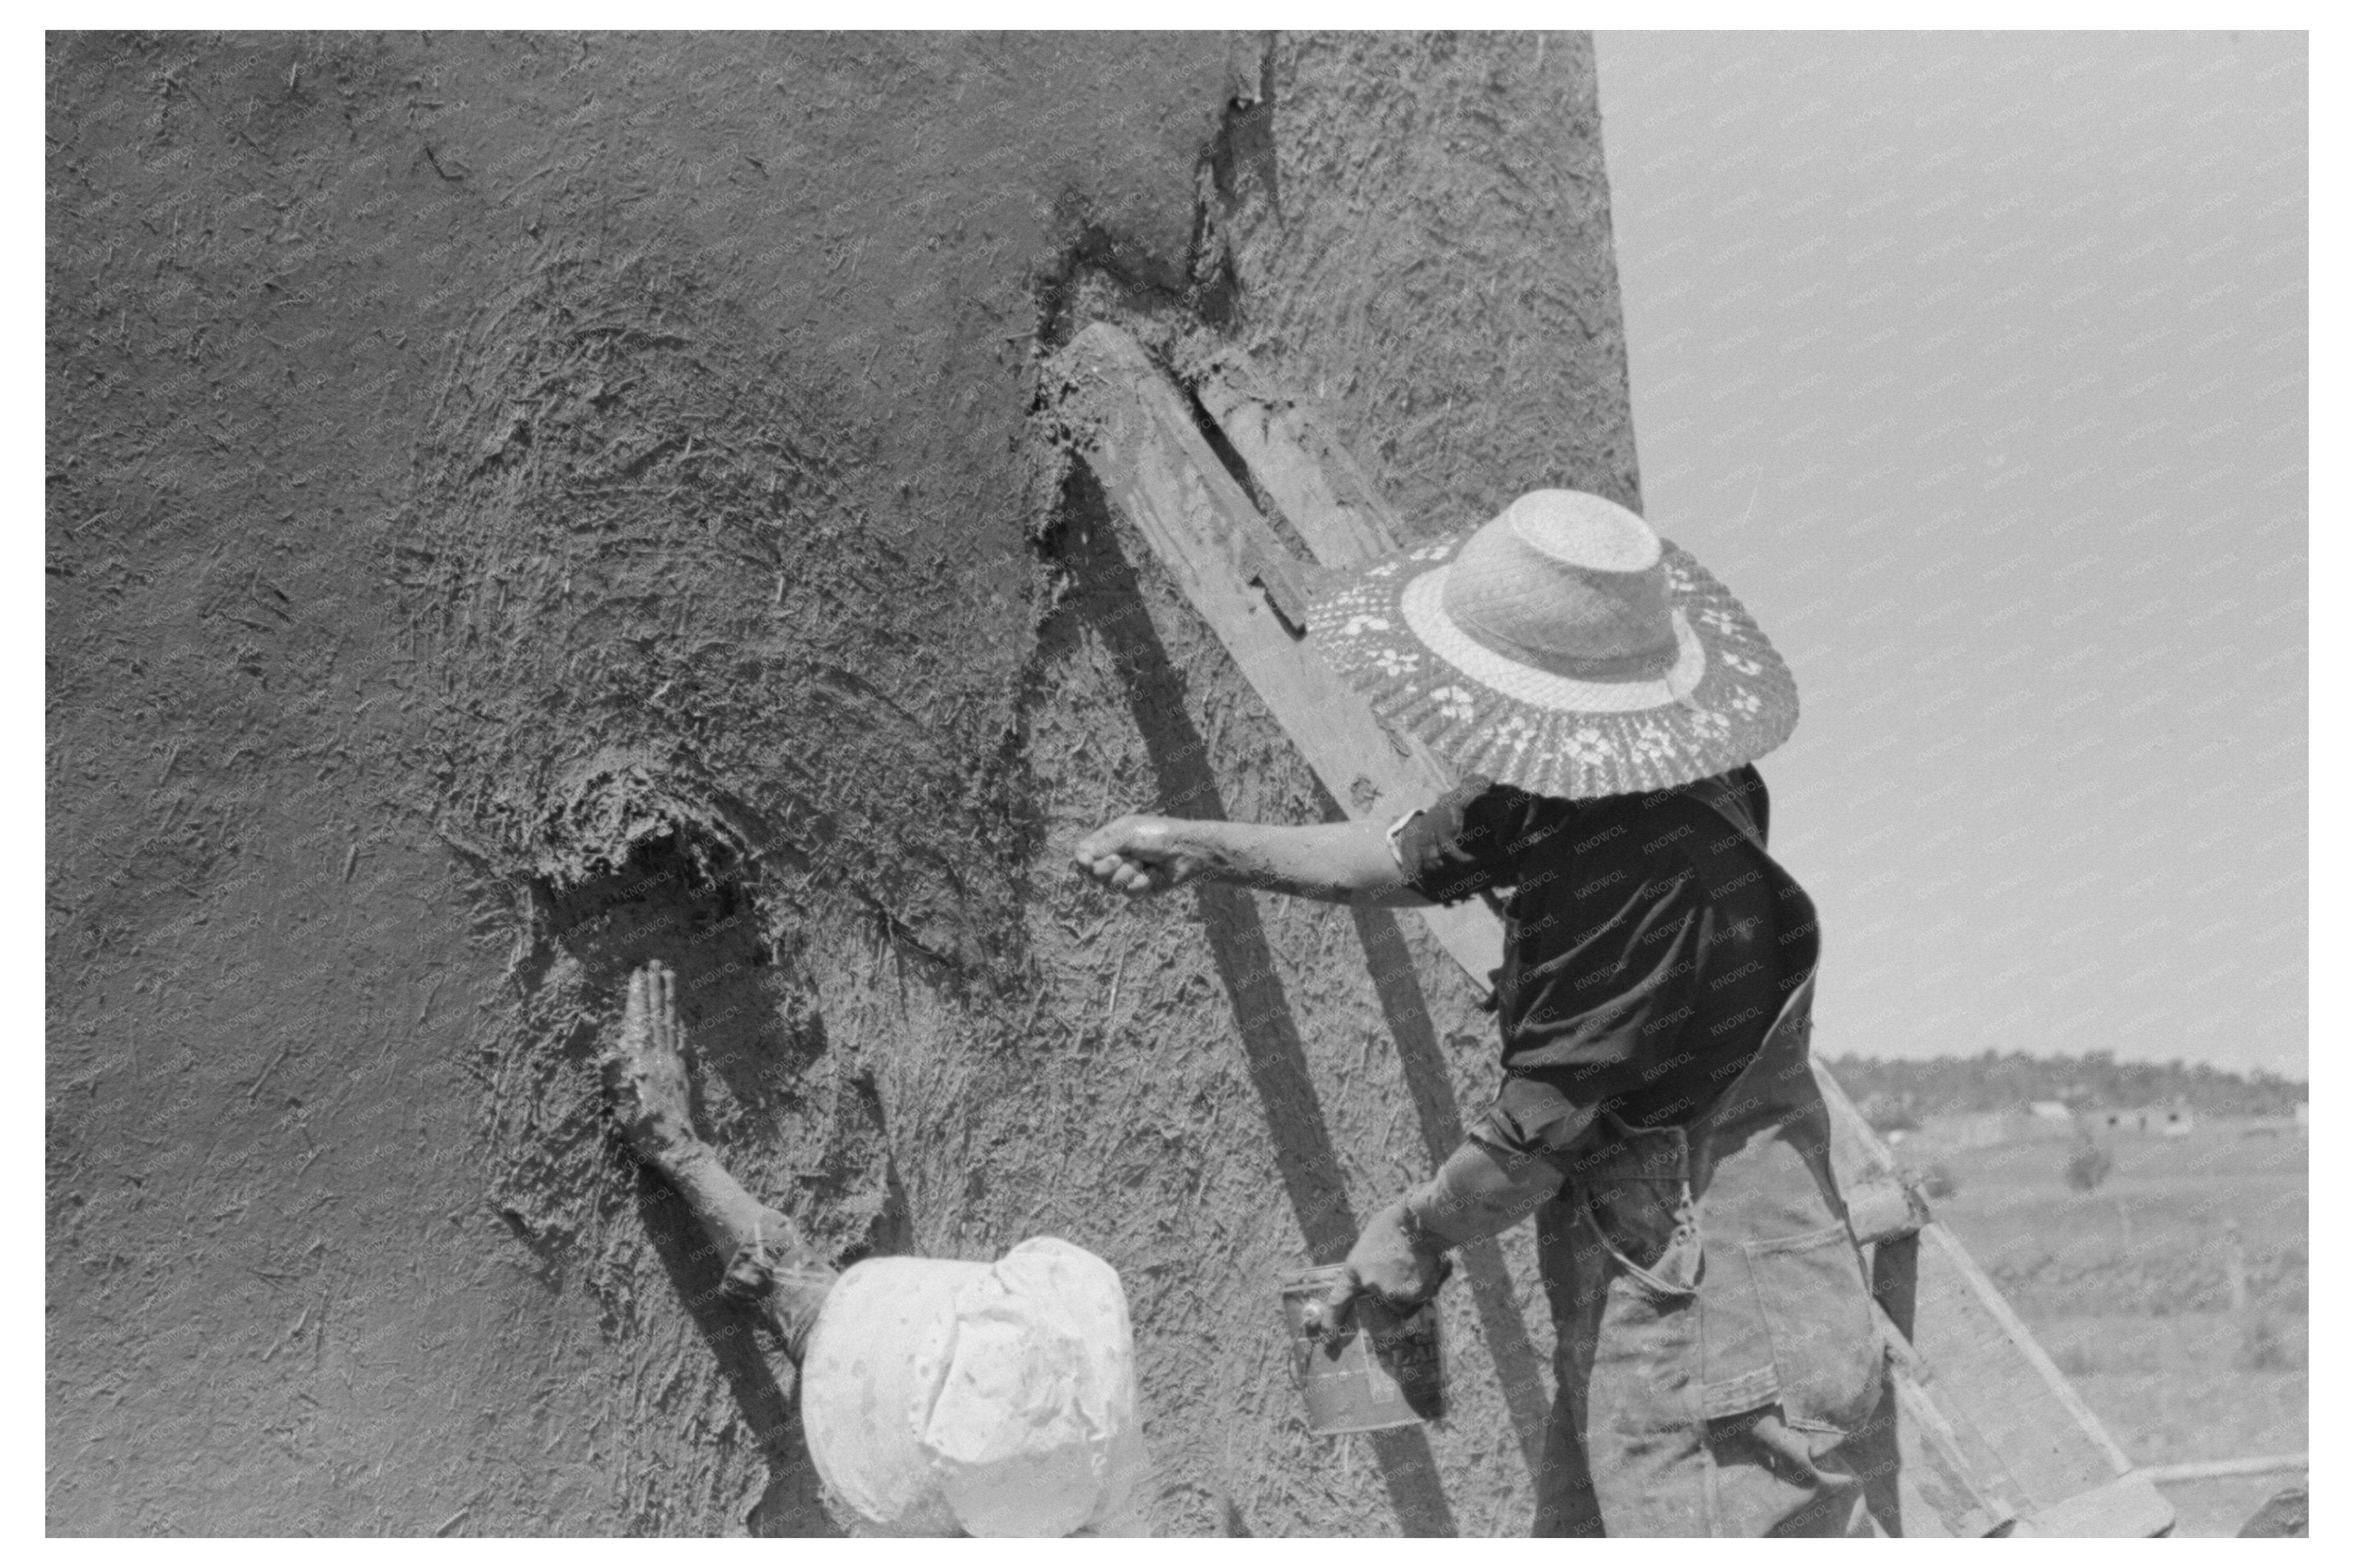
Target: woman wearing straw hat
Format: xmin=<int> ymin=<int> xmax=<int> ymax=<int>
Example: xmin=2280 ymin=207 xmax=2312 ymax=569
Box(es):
xmin=1075 ymin=489 xmax=1884 ymax=1537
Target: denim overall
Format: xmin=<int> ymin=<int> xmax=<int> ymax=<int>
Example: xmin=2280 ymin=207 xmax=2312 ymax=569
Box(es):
xmin=1530 ymin=778 xmax=1885 ymax=1537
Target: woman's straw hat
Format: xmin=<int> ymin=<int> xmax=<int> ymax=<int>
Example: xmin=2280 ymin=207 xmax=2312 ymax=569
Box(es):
xmin=1306 ymin=489 xmax=1797 ymax=800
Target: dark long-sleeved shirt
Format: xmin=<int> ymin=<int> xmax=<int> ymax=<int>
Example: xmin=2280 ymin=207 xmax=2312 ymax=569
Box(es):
xmin=1389 ymin=764 xmax=1795 ymax=1158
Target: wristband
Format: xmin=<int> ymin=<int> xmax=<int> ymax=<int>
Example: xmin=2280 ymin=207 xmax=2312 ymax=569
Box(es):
xmin=1400 ymin=1188 xmax=1448 ymax=1255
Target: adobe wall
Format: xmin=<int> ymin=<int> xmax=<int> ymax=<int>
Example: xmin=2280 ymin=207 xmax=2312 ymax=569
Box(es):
xmin=46 ymin=30 xmax=1639 ymax=1535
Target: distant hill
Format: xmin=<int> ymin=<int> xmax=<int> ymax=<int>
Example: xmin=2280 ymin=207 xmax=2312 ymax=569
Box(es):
xmin=1821 ymin=1050 xmax=2307 ymax=1121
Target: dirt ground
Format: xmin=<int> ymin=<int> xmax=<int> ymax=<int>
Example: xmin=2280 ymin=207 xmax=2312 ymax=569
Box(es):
xmin=46 ymin=31 xmax=1640 ymax=1536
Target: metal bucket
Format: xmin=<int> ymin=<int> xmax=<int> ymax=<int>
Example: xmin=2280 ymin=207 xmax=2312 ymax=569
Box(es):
xmin=1278 ymin=1264 xmax=1445 ymax=1435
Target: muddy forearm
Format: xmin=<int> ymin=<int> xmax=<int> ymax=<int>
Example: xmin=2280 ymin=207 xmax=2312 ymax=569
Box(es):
xmin=1404 ymin=1138 xmax=1565 ymax=1247
xmin=1164 ymin=817 xmax=1422 ymax=905
xmin=657 ymin=1141 xmax=781 ymax=1261
xmin=660 ymin=1143 xmax=838 ymax=1363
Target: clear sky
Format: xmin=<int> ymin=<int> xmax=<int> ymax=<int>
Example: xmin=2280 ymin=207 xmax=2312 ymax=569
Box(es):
xmin=1593 ymin=31 xmax=2306 ymax=1075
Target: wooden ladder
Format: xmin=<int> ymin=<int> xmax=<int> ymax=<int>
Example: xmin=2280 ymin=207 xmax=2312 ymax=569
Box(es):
xmin=1047 ymin=321 xmax=2173 ymax=1539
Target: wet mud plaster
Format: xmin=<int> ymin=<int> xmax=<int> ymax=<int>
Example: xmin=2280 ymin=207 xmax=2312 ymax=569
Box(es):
xmin=48 ymin=31 xmax=1636 ymax=1535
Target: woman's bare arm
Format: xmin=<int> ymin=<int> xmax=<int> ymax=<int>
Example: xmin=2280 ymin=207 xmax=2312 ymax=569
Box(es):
xmin=1312 ymin=1138 xmax=1566 ymax=1330
xmin=1409 ymin=1138 xmax=1566 ymax=1245
xmin=1072 ymin=813 xmax=1431 ymax=906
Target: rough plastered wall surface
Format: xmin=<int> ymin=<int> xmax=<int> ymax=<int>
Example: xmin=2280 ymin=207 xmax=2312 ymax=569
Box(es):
xmin=46 ymin=31 xmax=1639 ymax=1536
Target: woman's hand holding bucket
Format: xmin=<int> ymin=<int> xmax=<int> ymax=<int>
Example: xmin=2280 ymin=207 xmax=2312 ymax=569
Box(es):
xmin=1309 ymin=1198 xmax=1452 ymax=1338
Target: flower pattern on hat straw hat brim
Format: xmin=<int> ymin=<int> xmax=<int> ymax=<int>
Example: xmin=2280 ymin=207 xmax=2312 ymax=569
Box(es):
xmin=1305 ymin=531 xmax=1798 ymax=800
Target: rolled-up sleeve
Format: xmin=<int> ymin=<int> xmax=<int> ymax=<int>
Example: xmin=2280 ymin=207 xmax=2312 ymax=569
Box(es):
xmin=1471 ymin=1079 xmax=1601 ymax=1162
xmin=1387 ymin=775 xmax=1543 ymax=906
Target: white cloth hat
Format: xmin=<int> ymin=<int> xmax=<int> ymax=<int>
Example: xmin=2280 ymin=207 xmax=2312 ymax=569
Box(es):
xmin=798 ymin=1238 xmax=1150 ymax=1537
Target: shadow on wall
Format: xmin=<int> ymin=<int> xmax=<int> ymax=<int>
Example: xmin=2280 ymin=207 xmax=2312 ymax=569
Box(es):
xmin=1347 ymin=902 xmax=1554 ymax=1477
xmin=1039 ymin=461 xmax=1555 ymax=1535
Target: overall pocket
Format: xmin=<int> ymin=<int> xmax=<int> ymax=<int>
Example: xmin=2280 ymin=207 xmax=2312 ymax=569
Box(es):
xmin=1563 ymin=1115 xmax=1695 ymax=1292
xmin=1700 ymin=1221 xmax=1882 ymax=1429
xmin=1575 ymin=1186 xmax=1701 ymax=1300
